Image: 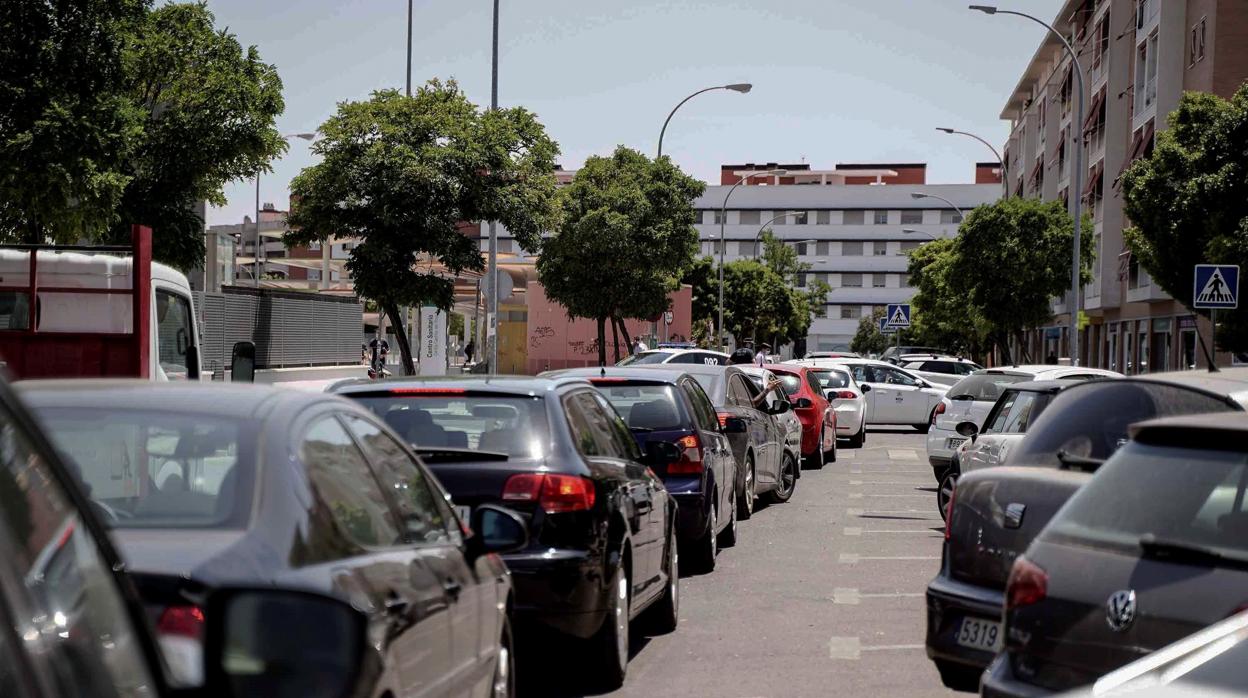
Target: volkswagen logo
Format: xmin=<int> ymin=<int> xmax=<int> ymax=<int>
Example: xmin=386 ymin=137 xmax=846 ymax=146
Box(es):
xmin=1105 ymin=590 xmax=1137 ymax=632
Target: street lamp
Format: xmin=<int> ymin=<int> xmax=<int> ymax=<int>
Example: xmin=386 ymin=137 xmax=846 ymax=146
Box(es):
xmin=937 ymin=127 xmax=1008 ymax=198
xmin=902 ymin=228 xmax=939 ymax=241
xmin=970 ymin=3 xmax=1086 ymax=366
xmin=657 ymin=83 xmax=752 ymax=159
xmin=751 ymin=212 xmax=808 ymax=259
xmin=910 ymin=191 xmax=965 ymax=220
xmin=253 ymin=132 xmax=316 ymax=287
xmin=719 ymin=169 xmax=785 ymax=350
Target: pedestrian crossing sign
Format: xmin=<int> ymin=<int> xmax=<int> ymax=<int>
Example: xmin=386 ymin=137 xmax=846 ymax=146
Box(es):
xmin=884 ymin=303 xmax=911 ymax=329
xmin=1193 ymin=264 xmax=1239 ymax=309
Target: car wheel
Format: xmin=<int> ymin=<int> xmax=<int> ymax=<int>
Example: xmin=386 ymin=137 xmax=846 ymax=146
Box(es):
xmin=642 ymin=530 xmax=679 ymax=634
xmin=590 ymin=563 xmax=630 ymax=690
xmin=825 ymin=426 xmax=837 ymax=463
xmin=847 ymin=426 xmax=864 ymax=449
xmin=719 ymin=485 xmax=738 ymax=548
xmin=688 ymin=496 xmax=717 ymax=573
xmin=917 ymin=409 xmax=935 ymax=434
xmin=805 ymin=429 xmax=826 ymax=470
xmin=492 ymin=614 xmax=516 ymax=698
xmin=767 ymin=453 xmax=798 ymax=503
xmin=935 ymin=659 xmax=982 ymax=692
xmin=737 ymin=457 xmax=755 ymax=521
xmin=938 ymin=471 xmax=958 ymax=521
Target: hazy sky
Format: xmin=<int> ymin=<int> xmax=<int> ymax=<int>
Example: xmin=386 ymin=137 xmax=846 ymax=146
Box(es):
xmin=205 ymin=0 xmax=1064 ymax=225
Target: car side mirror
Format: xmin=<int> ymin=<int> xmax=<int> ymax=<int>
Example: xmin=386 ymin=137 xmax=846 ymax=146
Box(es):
xmin=231 ymin=341 xmax=256 ymax=383
xmin=791 ymin=397 xmax=813 ymax=410
xmin=466 ymin=505 xmax=529 ymax=561
xmin=955 ymin=421 xmax=979 ymax=439
xmin=859 ymin=384 xmax=871 ymax=393
xmin=204 ymin=588 xmax=371 ymax=698
xmin=643 ymin=440 xmax=682 ymax=468
xmin=769 ymin=401 xmax=791 ymax=415
xmin=720 ymin=415 xmax=748 ymax=433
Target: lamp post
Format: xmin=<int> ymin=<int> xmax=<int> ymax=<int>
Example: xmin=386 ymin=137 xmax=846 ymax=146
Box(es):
xmin=971 ymin=4 xmax=1086 ymax=366
xmin=657 ymin=83 xmax=752 ymax=159
xmin=937 ymin=127 xmax=1008 ymax=198
xmin=719 ymin=169 xmax=785 ymax=351
xmin=910 ymin=191 xmax=965 ymax=220
xmin=902 ymin=228 xmax=939 ymax=241
xmin=253 ymin=132 xmax=316 ymax=287
xmin=486 ymin=0 xmax=501 ymax=372
xmin=751 ymin=212 xmax=808 ymax=259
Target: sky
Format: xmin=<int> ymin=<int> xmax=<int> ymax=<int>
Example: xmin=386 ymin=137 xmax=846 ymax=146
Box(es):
xmin=204 ymin=0 xmax=1065 ymax=226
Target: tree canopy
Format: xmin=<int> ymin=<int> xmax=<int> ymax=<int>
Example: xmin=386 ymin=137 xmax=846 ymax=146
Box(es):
xmin=906 ymin=237 xmax=989 ymax=357
xmin=538 ymin=146 xmax=703 ymax=366
xmin=1122 ymin=84 xmax=1248 ymax=352
xmin=288 ymin=81 xmax=562 ymax=373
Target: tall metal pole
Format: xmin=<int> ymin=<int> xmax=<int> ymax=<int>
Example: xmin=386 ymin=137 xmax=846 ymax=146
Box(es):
xmin=405 ymin=0 xmax=412 ymax=96
xmin=938 ymin=128 xmax=1008 ymax=198
xmin=719 ymin=169 xmax=781 ymax=352
xmin=486 ymin=0 xmax=500 ymax=373
xmin=911 ymin=192 xmax=966 ymax=219
xmin=657 ymin=83 xmax=752 ymax=159
xmin=253 ymin=174 xmax=261 ymax=287
xmin=752 ymin=212 xmax=803 ymax=260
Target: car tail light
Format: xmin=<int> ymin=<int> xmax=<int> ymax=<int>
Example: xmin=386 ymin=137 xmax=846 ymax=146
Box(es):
xmin=388 ymin=387 xmax=467 ymax=395
xmin=834 ymin=390 xmax=857 ymax=400
xmin=932 ymin=401 xmax=946 ymax=424
xmin=503 ymin=473 xmax=596 ymax=513
xmin=157 ymin=605 xmax=204 ymax=639
xmin=1005 ymin=557 xmax=1049 ymax=611
xmin=667 ymin=433 xmax=705 ymax=475
xmin=156 ymin=605 xmax=206 ymax=687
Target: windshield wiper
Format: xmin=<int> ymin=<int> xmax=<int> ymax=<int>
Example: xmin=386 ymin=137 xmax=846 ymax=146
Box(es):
xmin=1055 ymin=449 xmax=1105 ymax=472
xmin=629 ymin=426 xmax=655 ymax=433
xmin=947 ymin=394 xmax=978 ymax=401
xmin=1139 ymin=534 xmax=1248 ymax=569
xmin=413 ymin=447 xmax=510 ymax=462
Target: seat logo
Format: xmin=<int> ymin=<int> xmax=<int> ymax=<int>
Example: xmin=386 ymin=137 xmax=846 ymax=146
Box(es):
xmin=1106 ymin=590 xmax=1137 ymax=632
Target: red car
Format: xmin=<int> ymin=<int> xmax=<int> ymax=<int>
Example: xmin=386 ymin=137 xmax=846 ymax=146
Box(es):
xmin=765 ymin=364 xmax=837 ymax=468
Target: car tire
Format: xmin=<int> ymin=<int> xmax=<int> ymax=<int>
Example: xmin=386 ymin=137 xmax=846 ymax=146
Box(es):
xmin=917 ymin=409 xmax=936 ymax=434
xmin=688 ymin=496 xmax=718 ymax=573
xmin=825 ymin=428 xmax=837 ymax=463
xmin=935 ymin=659 xmax=982 ymax=692
xmin=847 ymin=425 xmax=865 ymax=448
xmin=492 ymin=614 xmax=516 ymax=698
xmin=590 ymin=564 xmax=630 ymax=690
xmin=938 ymin=471 xmax=958 ymax=521
xmin=642 ymin=531 xmax=679 ymax=634
xmin=767 ymin=453 xmax=798 ymax=503
xmin=805 ymin=429 xmax=826 ymax=470
xmin=719 ymin=485 xmax=738 ymax=548
xmin=737 ymin=457 xmax=755 ymax=521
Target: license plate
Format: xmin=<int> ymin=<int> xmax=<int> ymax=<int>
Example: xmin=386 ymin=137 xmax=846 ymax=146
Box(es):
xmin=455 ymin=505 xmax=472 ymax=522
xmin=955 ymin=617 xmax=1002 ymax=652
xmin=946 ymin=437 xmax=967 ymax=450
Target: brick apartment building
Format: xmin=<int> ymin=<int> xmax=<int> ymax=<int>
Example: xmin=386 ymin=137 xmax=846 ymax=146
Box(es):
xmin=1000 ymin=0 xmax=1248 ymax=371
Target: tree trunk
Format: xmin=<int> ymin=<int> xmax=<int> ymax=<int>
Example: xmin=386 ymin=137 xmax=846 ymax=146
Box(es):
xmin=616 ymin=316 xmax=633 ymax=354
xmin=383 ymin=301 xmax=416 ymax=375
xmin=610 ymin=315 xmax=621 ymax=364
xmin=596 ymin=315 xmax=607 ymax=367
xmin=996 ymin=331 xmax=1013 ymax=366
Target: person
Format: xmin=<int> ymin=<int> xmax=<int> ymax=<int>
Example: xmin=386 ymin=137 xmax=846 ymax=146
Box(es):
xmin=729 ymin=348 xmax=755 ymax=365
xmin=464 ymin=339 xmax=475 ymax=364
xmin=754 ymin=343 xmax=771 ymax=366
xmin=368 ymin=336 xmax=390 ymax=372
xmin=633 ymin=338 xmax=648 ymax=353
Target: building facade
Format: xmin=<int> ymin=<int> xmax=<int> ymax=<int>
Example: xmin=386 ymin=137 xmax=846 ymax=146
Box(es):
xmin=1000 ymin=0 xmax=1248 ymax=371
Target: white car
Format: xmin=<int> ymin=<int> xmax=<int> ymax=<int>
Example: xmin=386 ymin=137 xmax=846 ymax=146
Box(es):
xmin=738 ymin=367 xmax=804 ymax=464
xmin=817 ymin=358 xmax=946 ymax=432
xmin=616 ymin=348 xmax=729 ymax=366
xmin=771 ymin=361 xmax=868 ymax=447
xmin=899 ymin=355 xmax=983 ymax=387
xmin=925 ymin=364 xmax=1123 ymax=480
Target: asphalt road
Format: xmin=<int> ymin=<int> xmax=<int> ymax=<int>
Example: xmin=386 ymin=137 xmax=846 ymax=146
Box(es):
xmin=520 ymin=427 xmax=959 ymax=698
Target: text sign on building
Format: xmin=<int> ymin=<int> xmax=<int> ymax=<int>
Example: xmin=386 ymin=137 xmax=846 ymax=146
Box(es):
xmin=419 ymin=305 xmax=448 ymax=376
xmin=884 ymin=303 xmax=911 ymax=329
xmin=1193 ymin=264 xmax=1239 ymax=309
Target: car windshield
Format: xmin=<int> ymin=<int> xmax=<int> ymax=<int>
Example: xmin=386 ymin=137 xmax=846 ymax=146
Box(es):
xmin=769 ymin=370 xmax=804 ymax=395
xmin=352 ymin=395 xmax=549 ymax=457
xmin=946 ymin=372 xmax=1030 ymax=401
xmin=1043 ymin=442 xmax=1248 ymax=560
xmin=616 ymin=351 xmax=671 ymax=366
xmin=32 ymin=408 xmax=254 ymax=529
xmin=1010 ymin=382 xmax=1237 ymax=469
xmin=810 ymin=369 xmax=851 ymax=390
xmin=594 ymin=383 xmax=684 ymax=431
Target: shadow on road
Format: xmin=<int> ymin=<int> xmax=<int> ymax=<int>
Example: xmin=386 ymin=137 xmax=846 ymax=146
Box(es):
xmin=517 ymin=630 xmax=656 ymax=697
xmin=857 ymin=513 xmax=931 ymax=521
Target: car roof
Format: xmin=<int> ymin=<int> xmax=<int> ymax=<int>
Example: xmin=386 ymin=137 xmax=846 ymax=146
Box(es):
xmin=541 ymin=366 xmax=688 ymax=384
xmin=1118 ymin=367 xmax=1248 ymax=406
xmin=902 ymin=354 xmax=976 ymax=363
xmin=332 ymin=374 xmax=590 ymax=396
xmin=1130 ymin=411 xmax=1248 ymax=451
xmin=16 ymin=379 xmax=318 ymax=421
xmin=1007 ymin=378 xmax=1086 ymax=393
xmin=977 ymin=365 xmax=1120 ymax=377
xmin=648 ymin=363 xmax=739 ymax=377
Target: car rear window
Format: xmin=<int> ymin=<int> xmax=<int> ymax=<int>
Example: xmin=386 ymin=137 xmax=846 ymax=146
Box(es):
xmin=352 ymin=395 xmax=549 ymax=457
xmin=616 ymin=351 xmax=670 ymax=366
xmin=770 ymin=370 xmax=804 ymax=395
xmin=593 ymin=383 xmax=685 ymax=431
xmin=1010 ymin=382 xmax=1237 ymax=468
xmin=811 ymin=369 xmax=851 ymax=389
xmin=32 ymin=408 xmax=254 ymax=529
xmin=946 ymin=372 xmax=1030 ymax=401
xmin=1043 ymin=442 xmax=1248 ymax=558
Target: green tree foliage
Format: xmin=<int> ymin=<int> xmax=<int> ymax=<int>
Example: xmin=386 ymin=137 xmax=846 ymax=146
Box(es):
xmin=850 ymin=308 xmax=890 ymax=356
xmin=906 ymin=238 xmax=989 ymax=358
xmin=682 ymin=255 xmax=717 ymax=347
xmin=1122 ymin=85 xmax=1248 ymax=352
xmin=289 ymin=82 xmax=561 ymax=374
xmin=538 ymin=147 xmax=703 ymax=366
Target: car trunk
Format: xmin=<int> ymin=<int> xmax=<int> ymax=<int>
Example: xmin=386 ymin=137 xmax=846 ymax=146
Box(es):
xmin=1008 ymin=538 xmax=1248 ymax=690
xmin=947 ymin=467 xmax=1090 ymax=589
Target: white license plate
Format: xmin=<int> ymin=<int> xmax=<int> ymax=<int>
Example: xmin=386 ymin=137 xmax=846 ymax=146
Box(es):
xmin=946 ymin=437 xmax=967 ymax=450
xmin=955 ymin=617 xmax=1002 ymax=652
xmin=455 ymin=505 xmax=472 ymax=522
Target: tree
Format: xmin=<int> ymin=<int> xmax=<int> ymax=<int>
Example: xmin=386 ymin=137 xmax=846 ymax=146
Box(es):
xmin=682 ymin=255 xmax=717 ymax=346
xmin=1122 ymin=85 xmax=1248 ymax=352
xmin=851 ymin=308 xmax=890 ymax=356
xmin=948 ymin=198 xmax=1094 ymax=363
xmin=906 ymin=238 xmax=989 ymax=359
xmin=539 ymin=147 xmax=704 ymax=366
xmin=288 ymin=82 xmax=562 ymax=374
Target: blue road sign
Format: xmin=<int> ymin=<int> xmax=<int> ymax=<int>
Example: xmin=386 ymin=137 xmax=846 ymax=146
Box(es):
xmin=884 ymin=303 xmax=912 ymax=328
xmin=878 ymin=317 xmax=896 ymax=334
xmin=1193 ymin=264 xmax=1239 ymax=309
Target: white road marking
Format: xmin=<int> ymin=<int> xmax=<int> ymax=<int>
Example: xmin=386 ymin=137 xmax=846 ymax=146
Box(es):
xmin=847 ymin=508 xmax=936 ymax=516
xmin=861 ymin=493 xmax=931 ymax=498
xmin=888 ymin=449 xmax=919 ymax=460
xmin=843 ymin=527 xmax=862 ymax=536
xmin=833 ymin=588 xmax=925 ymax=605
xmin=850 ymin=469 xmax=929 ymax=474
xmin=828 ymin=636 xmax=926 ymax=659
xmin=850 ymin=480 xmax=930 ymax=486
xmin=839 ymin=553 xmax=940 ymax=564
xmin=848 ymin=493 xmax=864 ymax=499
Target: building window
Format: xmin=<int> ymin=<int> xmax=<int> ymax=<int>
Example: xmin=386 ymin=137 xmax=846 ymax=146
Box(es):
xmin=1190 ymin=17 xmax=1206 ymax=66
xmin=713 ymin=210 xmax=726 ymax=225
xmin=873 ymin=241 xmax=888 ymax=256
xmin=842 ymin=273 xmax=863 ymax=288
xmin=795 ymin=242 xmax=808 ymax=256
xmin=1136 ymin=30 xmax=1159 ymax=114
xmin=841 ymin=241 xmax=863 ymax=256
xmin=815 ymin=241 xmax=829 ymax=256
xmin=813 ymin=304 xmax=827 ymax=318
xmin=793 ymin=211 xmax=809 ymax=225
xmin=843 ymin=210 xmax=865 ymax=225
xmin=900 ymin=273 xmax=911 ymax=287
xmin=694 ymin=211 xmax=705 ymax=225
xmin=739 ymin=210 xmax=760 ymax=225
xmin=826 ymin=305 xmax=839 ymax=318
xmin=940 ymin=210 xmax=963 ymax=224
xmin=898 ymin=241 xmax=921 ymax=254
xmin=872 ymin=273 xmax=887 ymax=288
xmin=873 ymin=210 xmax=888 ymax=225
xmin=773 ymin=211 xmax=788 ymax=225
xmin=816 ymin=210 xmax=831 ymax=225
xmin=840 ymin=306 xmax=861 ymax=320
xmin=796 ymin=273 xmax=807 ymax=288
xmin=900 ymin=210 xmax=923 ymax=225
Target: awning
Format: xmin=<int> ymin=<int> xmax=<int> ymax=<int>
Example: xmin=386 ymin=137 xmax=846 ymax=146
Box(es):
xmin=1082 ymin=161 xmax=1104 ymax=198
xmin=1029 ymin=157 xmax=1045 ymax=185
xmin=1114 ymin=121 xmax=1154 ymax=188
xmin=1117 ymin=250 xmax=1132 ymax=280
xmin=1082 ymin=89 xmax=1106 ymax=133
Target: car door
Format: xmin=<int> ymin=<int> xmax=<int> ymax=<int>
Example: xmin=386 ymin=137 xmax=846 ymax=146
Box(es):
xmin=678 ymin=378 xmax=735 ymax=529
xmin=738 ymin=373 xmax=783 ymax=483
xmin=300 ymin=414 xmax=453 ymax=698
xmin=727 ymin=374 xmax=771 ymax=484
xmin=343 ymin=414 xmax=496 ymax=696
xmin=961 ymin=390 xmax=1019 ymax=473
xmin=875 ymin=366 xmax=928 ymax=424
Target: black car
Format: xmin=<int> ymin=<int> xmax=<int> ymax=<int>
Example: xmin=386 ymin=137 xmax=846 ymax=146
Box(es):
xmin=21 ymin=381 xmax=529 ymax=698
xmin=651 ymin=364 xmax=788 ymax=522
xmin=334 ymin=375 xmax=679 ymax=689
xmin=542 ymin=367 xmax=739 ymax=572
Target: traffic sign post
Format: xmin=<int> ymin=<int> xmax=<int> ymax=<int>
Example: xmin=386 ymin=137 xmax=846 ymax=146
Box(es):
xmin=1193 ymin=264 xmax=1239 ymax=371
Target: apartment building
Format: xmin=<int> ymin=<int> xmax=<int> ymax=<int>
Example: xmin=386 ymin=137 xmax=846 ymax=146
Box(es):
xmin=1000 ymin=0 xmax=1248 ymax=371
xmin=692 ymin=162 xmax=1000 ymax=352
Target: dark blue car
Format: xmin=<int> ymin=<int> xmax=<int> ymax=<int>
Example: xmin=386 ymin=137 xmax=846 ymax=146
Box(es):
xmin=542 ymin=367 xmax=738 ymax=574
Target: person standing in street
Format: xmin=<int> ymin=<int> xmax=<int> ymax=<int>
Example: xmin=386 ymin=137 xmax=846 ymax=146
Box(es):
xmin=464 ymin=339 xmax=475 ymax=364
xmin=633 ymin=338 xmax=648 ymax=354
xmin=754 ymin=343 xmax=770 ymax=366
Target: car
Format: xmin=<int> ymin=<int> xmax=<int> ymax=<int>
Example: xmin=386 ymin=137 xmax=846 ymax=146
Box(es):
xmin=794 ymin=351 xmax=860 ymax=361
xmin=616 ymin=347 xmax=729 ymax=366
xmin=763 ymin=363 xmax=843 ymax=462
xmin=0 ymin=376 xmax=405 ymax=698
xmin=648 ymin=364 xmax=791 ymax=520
xmin=899 ymin=355 xmax=984 ymax=387
xmin=825 ymin=358 xmax=945 ymax=432
xmin=539 ymin=366 xmax=740 ymax=571
xmin=880 ymin=345 xmax=947 ymax=364
xmin=926 ymin=366 xmax=1122 ymax=481
xmin=926 ymin=369 xmax=1248 ymax=693
xmin=21 ymin=380 xmax=530 ymax=698
xmin=738 ymin=366 xmax=805 ymax=481
xmin=331 ymin=375 xmax=678 ymax=689
xmin=984 ymin=412 xmax=1248 ymax=697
